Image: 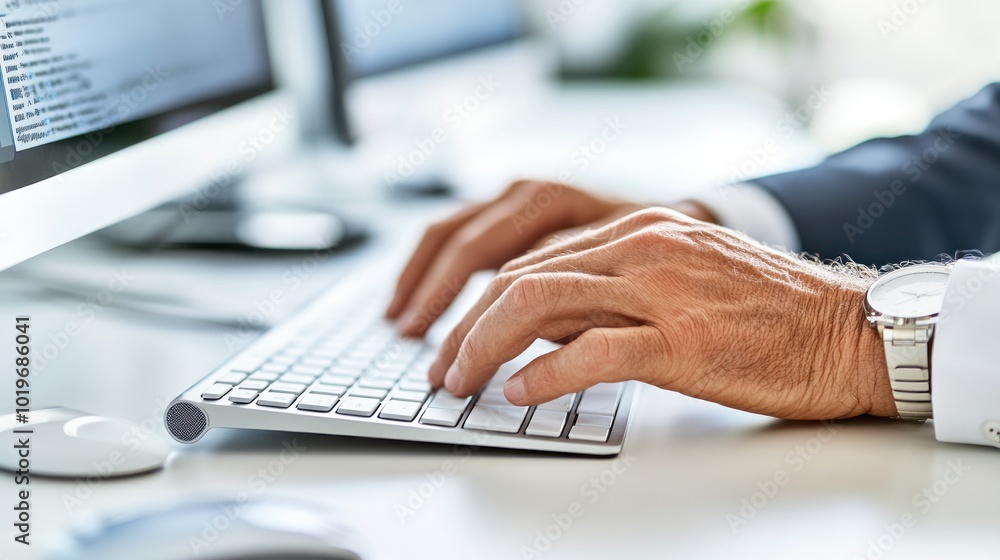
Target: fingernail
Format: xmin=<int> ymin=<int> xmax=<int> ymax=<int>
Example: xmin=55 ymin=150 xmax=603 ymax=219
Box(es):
xmin=504 ymin=375 xmax=526 ymax=403
xmin=444 ymin=364 xmax=461 ymax=393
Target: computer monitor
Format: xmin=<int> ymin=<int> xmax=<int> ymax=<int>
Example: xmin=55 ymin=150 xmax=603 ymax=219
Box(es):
xmin=0 ymin=0 xmax=282 ymax=271
xmin=323 ymin=0 xmax=524 ymax=144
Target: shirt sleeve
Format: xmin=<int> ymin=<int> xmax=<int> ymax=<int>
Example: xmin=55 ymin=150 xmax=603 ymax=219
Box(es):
xmin=692 ymin=183 xmax=802 ymax=252
xmin=932 ymin=257 xmax=1000 ymax=447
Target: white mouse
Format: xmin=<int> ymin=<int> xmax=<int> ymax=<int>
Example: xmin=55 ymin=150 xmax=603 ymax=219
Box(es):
xmin=45 ymin=497 xmax=367 ymax=560
xmin=0 ymin=408 xmax=170 ymax=478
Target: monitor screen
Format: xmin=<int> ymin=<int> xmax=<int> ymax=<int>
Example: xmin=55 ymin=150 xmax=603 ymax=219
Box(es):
xmin=331 ymin=0 xmax=522 ymax=79
xmin=0 ymin=0 xmax=272 ymax=195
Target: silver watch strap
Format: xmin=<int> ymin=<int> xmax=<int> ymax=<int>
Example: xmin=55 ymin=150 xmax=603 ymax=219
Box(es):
xmin=879 ymin=324 xmax=933 ymax=420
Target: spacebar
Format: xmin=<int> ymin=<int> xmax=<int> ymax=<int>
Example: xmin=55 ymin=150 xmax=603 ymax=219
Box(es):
xmin=463 ymin=405 xmax=528 ymax=433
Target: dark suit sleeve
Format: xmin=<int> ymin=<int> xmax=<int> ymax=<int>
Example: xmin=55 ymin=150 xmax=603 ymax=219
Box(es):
xmin=750 ymin=83 xmax=1000 ymax=266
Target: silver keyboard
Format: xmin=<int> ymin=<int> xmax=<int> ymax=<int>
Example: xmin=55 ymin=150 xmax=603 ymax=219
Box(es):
xmin=165 ymin=274 xmax=636 ymax=456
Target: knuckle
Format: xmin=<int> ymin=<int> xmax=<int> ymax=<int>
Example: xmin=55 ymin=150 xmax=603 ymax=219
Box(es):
xmin=503 ymin=274 xmax=549 ymax=313
xmin=576 ymin=329 xmax=617 ymax=366
xmin=488 ymin=272 xmax=518 ymax=299
xmin=525 ymin=359 xmax=561 ymax=394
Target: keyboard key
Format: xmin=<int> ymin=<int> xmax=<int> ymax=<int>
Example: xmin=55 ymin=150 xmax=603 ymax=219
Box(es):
xmin=269 ymin=355 xmax=297 ymax=365
xmin=268 ymin=382 xmax=307 ymax=395
xmin=310 ymin=383 xmax=348 ymax=396
xmin=261 ymin=362 xmax=290 ymax=374
xmin=296 ymin=358 xmax=330 ymax=369
xmin=419 ymin=408 xmax=464 ymax=428
xmin=249 ymin=371 xmax=280 ymax=382
xmin=350 ymin=387 xmax=388 ymax=400
xmin=575 ymin=413 xmax=614 ymax=428
xmin=476 ymin=392 xmax=514 ymax=407
xmin=228 ymin=389 xmax=259 ymax=404
xmin=239 ymin=380 xmax=270 ymax=391
xmin=321 ymin=374 xmax=357 ymax=387
xmin=576 ymin=384 xmax=621 ymax=415
xmin=537 ymin=394 xmax=575 ymax=412
xmin=217 ymin=372 xmax=247 ymax=385
xmin=525 ymin=410 xmax=567 ymax=438
xmin=256 ymin=392 xmax=297 ymax=408
xmin=297 ymin=394 xmax=338 ymax=413
xmin=336 ymin=396 xmax=380 ymax=417
xmin=391 ymin=389 xmax=428 ymax=403
xmin=279 ymin=374 xmax=315 ymax=385
xmin=464 ymin=405 xmax=528 ymax=433
xmin=399 ymin=380 xmax=431 ymax=392
xmin=201 ymin=383 xmax=232 ymax=400
xmin=568 ymin=424 xmax=610 ymax=442
xmin=358 ymin=377 xmax=395 ymax=390
xmin=379 ymin=400 xmax=421 ymax=422
xmin=338 ymin=356 xmax=372 ymax=370
xmin=229 ymin=356 xmax=267 ymax=373
xmin=290 ymin=364 xmax=325 ymax=376
xmin=428 ymin=391 xmax=472 ymax=410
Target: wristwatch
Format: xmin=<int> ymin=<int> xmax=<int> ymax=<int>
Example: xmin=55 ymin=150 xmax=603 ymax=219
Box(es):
xmin=864 ymin=264 xmax=952 ymax=420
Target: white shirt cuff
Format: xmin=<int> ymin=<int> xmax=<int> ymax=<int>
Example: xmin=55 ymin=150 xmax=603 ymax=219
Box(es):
xmin=692 ymin=183 xmax=801 ymax=252
xmin=932 ymin=257 xmax=1000 ymax=447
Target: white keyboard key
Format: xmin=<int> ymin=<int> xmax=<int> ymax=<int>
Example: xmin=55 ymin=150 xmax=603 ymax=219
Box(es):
xmin=463 ymin=405 xmax=528 ymax=433
xmin=201 ymin=383 xmax=232 ymax=400
xmin=217 ymin=372 xmax=247 ymax=385
xmin=327 ymin=365 xmax=363 ymax=377
xmin=525 ymin=410 xmax=567 ymax=438
xmin=229 ymin=356 xmax=267 ymax=373
xmin=256 ymin=392 xmax=296 ymax=409
xmin=269 ymin=355 xmax=296 ymax=365
xmin=290 ymin=364 xmax=324 ymax=376
xmin=399 ymin=379 xmax=431 ymax=392
xmin=248 ymin=372 xmax=279 ymax=382
xmin=575 ymin=413 xmax=614 ymax=428
xmin=295 ymin=359 xmax=329 ymax=370
xmin=428 ymin=391 xmax=472 ymax=411
xmin=239 ymin=380 xmax=270 ymax=391
xmin=576 ymin=384 xmax=621 ymax=415
xmin=261 ymin=362 xmax=290 ymax=374
xmin=310 ymin=383 xmax=348 ymax=396
xmin=391 ymin=389 xmax=428 ymax=403
xmin=297 ymin=394 xmax=338 ymax=413
xmin=419 ymin=408 xmax=464 ymax=427
xmin=350 ymin=387 xmax=388 ymax=400
xmin=279 ymin=373 xmax=314 ymax=385
xmin=568 ymin=424 xmax=610 ymax=442
xmin=379 ymin=400 xmax=421 ymax=422
xmin=476 ymin=392 xmax=514 ymax=407
xmin=228 ymin=389 xmax=259 ymax=404
xmin=320 ymin=374 xmax=356 ymax=387
xmin=537 ymin=394 xmax=575 ymax=412
xmin=268 ymin=382 xmax=307 ymax=395
xmin=336 ymin=396 xmax=380 ymax=417
xmin=357 ymin=377 xmax=395 ymax=390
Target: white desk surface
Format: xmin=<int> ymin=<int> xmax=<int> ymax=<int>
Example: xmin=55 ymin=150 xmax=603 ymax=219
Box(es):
xmin=3 ymin=80 xmax=1000 ymax=558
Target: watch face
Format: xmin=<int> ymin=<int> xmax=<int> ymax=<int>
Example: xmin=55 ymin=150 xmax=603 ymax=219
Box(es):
xmin=867 ymin=266 xmax=951 ymax=319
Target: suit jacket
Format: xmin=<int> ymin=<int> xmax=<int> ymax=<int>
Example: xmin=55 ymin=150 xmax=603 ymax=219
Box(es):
xmin=752 ymin=83 xmax=1000 ymax=266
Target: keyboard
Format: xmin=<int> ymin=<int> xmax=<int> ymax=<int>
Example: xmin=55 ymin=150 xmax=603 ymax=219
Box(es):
xmin=164 ymin=269 xmax=636 ymax=456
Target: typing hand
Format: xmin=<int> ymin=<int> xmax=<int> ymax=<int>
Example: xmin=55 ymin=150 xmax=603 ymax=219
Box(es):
xmin=425 ymin=206 xmax=895 ymax=421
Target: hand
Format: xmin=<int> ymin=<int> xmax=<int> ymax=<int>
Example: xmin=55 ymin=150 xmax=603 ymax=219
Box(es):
xmin=427 ymin=206 xmax=895 ymax=420
xmin=386 ymin=180 xmax=715 ymax=337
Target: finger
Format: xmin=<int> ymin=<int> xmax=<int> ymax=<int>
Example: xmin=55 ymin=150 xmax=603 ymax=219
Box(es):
xmin=386 ymin=202 xmax=488 ymax=318
xmin=427 ymin=247 xmax=620 ymax=386
xmin=442 ymin=274 xmax=638 ymax=396
xmin=530 ymin=204 xmax=645 ymax=250
xmin=503 ymin=327 xmax=663 ymax=405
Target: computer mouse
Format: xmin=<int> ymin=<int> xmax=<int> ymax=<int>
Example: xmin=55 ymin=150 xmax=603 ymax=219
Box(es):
xmin=45 ymin=497 xmax=367 ymax=560
xmin=0 ymin=408 xmax=170 ymax=478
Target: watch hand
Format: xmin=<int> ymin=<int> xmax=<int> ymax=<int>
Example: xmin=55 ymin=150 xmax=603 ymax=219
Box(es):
xmin=896 ymin=287 xmax=946 ymax=305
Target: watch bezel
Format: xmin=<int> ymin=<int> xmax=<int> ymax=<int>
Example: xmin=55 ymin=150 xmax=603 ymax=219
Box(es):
xmin=864 ymin=264 xmax=952 ymax=327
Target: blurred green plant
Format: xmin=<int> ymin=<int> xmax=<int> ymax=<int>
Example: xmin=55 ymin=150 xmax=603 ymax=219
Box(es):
xmin=608 ymin=0 xmax=795 ymax=79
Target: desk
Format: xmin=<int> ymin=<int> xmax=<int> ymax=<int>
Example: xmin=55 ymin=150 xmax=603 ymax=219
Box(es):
xmin=3 ymin=197 xmax=999 ymax=560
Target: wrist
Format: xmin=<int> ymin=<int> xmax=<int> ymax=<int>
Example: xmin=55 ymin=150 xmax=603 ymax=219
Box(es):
xmin=844 ymin=285 xmax=896 ymax=417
